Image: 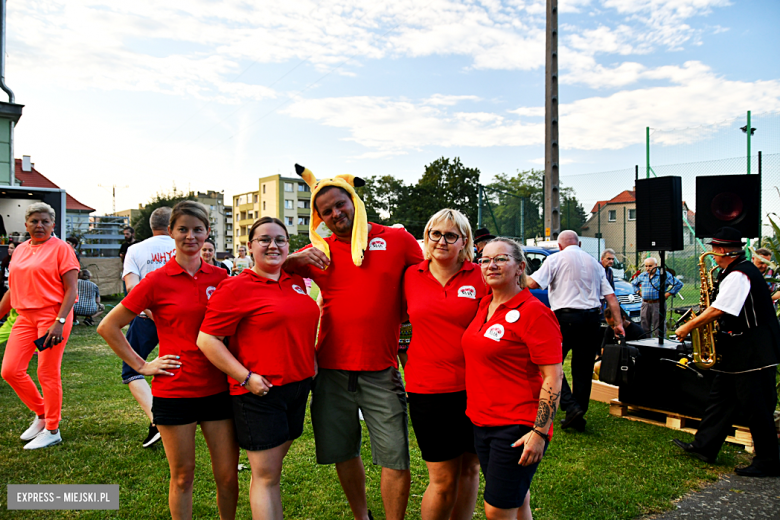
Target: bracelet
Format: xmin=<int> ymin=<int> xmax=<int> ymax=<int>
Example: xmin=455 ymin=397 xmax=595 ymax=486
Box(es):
xmin=240 ymin=371 xmax=253 ymax=387
xmin=532 ymin=429 xmax=549 ymax=442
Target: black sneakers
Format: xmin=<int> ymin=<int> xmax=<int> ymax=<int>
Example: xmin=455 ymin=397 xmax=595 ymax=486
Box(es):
xmin=142 ymin=424 xmax=161 ymax=448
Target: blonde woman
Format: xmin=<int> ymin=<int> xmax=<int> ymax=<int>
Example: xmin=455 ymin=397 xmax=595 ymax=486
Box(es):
xmin=403 ymin=209 xmax=485 ymax=520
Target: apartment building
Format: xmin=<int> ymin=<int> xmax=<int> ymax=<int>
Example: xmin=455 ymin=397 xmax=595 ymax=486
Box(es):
xmin=232 ymin=174 xmax=312 ymax=254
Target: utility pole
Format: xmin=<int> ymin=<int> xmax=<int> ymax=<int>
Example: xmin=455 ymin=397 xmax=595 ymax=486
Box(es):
xmin=544 ymin=0 xmax=560 ymax=240
xmin=98 ymin=184 xmax=128 ymax=215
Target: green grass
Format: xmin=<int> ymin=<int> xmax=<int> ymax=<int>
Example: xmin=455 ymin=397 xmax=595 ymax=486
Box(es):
xmin=0 ymin=323 xmax=751 ymax=519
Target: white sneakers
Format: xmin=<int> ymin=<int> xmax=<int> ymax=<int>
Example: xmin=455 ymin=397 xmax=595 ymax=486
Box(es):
xmin=20 ymin=416 xmax=46 ymax=441
xmin=24 ymin=429 xmax=63 ymax=450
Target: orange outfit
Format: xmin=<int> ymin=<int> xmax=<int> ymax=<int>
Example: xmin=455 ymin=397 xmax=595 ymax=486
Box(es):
xmin=1 ymin=238 xmax=79 ymax=431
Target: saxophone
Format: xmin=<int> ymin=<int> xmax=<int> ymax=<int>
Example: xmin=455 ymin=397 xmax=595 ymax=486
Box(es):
xmin=686 ymin=251 xmax=726 ymax=369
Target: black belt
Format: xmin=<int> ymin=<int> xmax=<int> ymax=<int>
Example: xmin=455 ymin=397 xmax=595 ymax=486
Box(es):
xmin=555 ymin=307 xmax=600 ymax=314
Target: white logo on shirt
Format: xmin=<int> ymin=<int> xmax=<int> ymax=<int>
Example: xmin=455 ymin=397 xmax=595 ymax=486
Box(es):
xmin=206 ymin=286 xmax=217 ymax=300
xmin=484 ymin=324 xmax=505 ymax=342
xmin=457 ymin=285 xmax=476 ymax=299
xmin=292 ymin=284 xmax=306 ymax=295
xmin=368 ymin=238 xmax=387 ymax=251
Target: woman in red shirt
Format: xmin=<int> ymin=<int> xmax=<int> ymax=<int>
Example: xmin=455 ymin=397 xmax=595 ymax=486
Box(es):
xmin=403 ymin=208 xmax=485 ymax=520
xmin=198 ymin=216 xmax=319 ymax=520
xmin=0 ymin=202 xmax=79 ymax=450
xmin=463 ymin=238 xmax=563 ymax=520
xmin=98 ymin=201 xmax=238 ymax=520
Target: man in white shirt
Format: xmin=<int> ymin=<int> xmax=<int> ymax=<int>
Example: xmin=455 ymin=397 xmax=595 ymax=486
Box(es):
xmin=528 ymin=230 xmax=624 ymax=432
xmin=673 ymin=227 xmax=780 ymax=477
xmin=120 ymin=207 xmax=176 ymax=448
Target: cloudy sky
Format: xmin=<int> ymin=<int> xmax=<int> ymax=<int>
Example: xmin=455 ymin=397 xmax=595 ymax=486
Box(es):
xmin=6 ymin=0 xmax=779 ymax=215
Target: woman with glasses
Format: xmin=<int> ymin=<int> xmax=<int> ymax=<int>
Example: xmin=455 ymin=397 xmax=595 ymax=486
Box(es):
xmin=198 ymin=216 xmax=319 ymax=520
xmin=403 ymin=209 xmax=485 ymax=520
xmin=463 ymin=238 xmax=562 ymax=520
xmin=98 ymin=201 xmax=238 ymax=520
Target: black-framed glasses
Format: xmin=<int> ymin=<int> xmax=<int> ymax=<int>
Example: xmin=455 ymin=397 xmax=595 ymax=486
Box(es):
xmin=428 ymin=229 xmax=461 ymax=244
xmin=477 ymin=255 xmax=512 ymax=266
xmin=251 ymin=236 xmax=289 ymax=247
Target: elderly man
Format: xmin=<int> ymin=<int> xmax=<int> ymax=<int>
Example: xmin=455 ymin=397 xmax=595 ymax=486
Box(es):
xmin=601 ymin=248 xmax=617 ymax=290
xmin=472 ymin=227 xmax=495 ymax=261
xmin=674 ymin=227 xmax=780 ymax=477
xmin=528 ymin=231 xmax=624 ymax=432
xmin=631 ymin=257 xmax=683 ymax=338
xmin=284 ymin=167 xmax=423 ymax=520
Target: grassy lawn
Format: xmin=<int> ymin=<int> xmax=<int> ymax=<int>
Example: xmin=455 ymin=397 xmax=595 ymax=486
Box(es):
xmin=0 ymin=321 xmax=752 ymax=519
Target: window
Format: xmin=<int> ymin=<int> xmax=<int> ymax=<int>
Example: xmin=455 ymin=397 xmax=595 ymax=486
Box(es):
xmin=628 ymin=209 xmax=636 ymax=221
xmin=240 ymin=211 xmax=247 ymax=221
xmin=298 ymin=216 xmax=310 ymax=226
xmin=608 ymin=210 xmax=616 ymax=222
xmin=263 ymin=201 xmax=266 ymax=210
xmin=298 ymin=200 xmax=310 ymax=209
xmin=286 ymin=216 xmax=294 ymax=226
xmin=525 ymin=253 xmax=547 ymax=275
xmin=262 ymin=185 xmax=266 ymax=194
xmin=298 ymin=184 xmax=310 ymax=192
xmin=285 ymin=200 xmax=294 ymax=209
xmin=285 ymin=183 xmax=294 ymax=192
xmin=253 ymin=194 xmax=258 ymax=203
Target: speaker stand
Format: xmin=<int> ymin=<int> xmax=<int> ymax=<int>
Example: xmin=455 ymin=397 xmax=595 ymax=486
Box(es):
xmin=658 ymin=250 xmax=667 ymax=346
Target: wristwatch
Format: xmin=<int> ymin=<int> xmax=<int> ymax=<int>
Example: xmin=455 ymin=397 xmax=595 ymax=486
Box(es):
xmin=56 ymin=317 xmax=66 ymax=324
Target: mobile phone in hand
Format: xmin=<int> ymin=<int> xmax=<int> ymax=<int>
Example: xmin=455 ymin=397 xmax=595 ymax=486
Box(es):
xmin=33 ymin=334 xmax=50 ymax=351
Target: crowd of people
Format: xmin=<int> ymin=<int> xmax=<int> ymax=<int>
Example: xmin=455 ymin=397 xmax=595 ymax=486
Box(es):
xmin=0 ymin=166 xmax=778 ymax=519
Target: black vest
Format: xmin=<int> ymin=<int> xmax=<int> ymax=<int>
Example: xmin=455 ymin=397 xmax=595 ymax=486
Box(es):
xmin=714 ymin=256 xmax=780 ymax=372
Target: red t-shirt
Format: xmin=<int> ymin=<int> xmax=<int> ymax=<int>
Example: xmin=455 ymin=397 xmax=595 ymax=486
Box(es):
xmin=295 ymin=223 xmax=424 ymax=371
xmin=122 ymin=259 xmax=229 ymax=398
xmin=404 ymin=260 xmax=486 ymax=393
xmin=462 ymin=289 xmax=562 ymax=431
xmin=10 ymin=238 xmax=80 ymax=311
xmin=200 ymin=269 xmax=319 ymax=395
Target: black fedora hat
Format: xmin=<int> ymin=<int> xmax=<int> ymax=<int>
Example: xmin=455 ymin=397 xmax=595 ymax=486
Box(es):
xmin=474 ymin=228 xmax=495 ymax=244
xmin=706 ymin=226 xmax=746 ymax=246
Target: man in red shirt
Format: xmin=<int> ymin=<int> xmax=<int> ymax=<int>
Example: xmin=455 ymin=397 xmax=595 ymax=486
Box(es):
xmin=285 ymin=178 xmax=423 ymax=520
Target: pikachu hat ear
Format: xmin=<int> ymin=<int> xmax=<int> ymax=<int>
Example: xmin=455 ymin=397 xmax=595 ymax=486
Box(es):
xmin=294 ymin=164 xmax=368 ymax=267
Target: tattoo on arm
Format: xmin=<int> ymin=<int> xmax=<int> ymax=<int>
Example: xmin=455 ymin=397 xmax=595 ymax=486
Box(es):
xmin=534 ymin=384 xmax=561 ymax=429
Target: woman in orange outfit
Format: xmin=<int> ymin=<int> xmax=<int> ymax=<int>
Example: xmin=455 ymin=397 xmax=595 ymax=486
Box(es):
xmin=0 ymin=202 xmax=80 ymax=450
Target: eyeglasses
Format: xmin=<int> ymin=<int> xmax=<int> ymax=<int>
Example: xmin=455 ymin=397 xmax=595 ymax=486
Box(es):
xmin=428 ymin=229 xmax=461 ymax=244
xmin=251 ymin=236 xmax=289 ymax=247
xmin=477 ymin=255 xmax=512 ymax=266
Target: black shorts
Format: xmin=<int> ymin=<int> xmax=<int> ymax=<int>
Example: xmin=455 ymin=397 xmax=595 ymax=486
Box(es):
xmin=408 ymin=391 xmax=476 ymax=462
xmin=473 ymin=424 xmax=548 ymax=509
xmin=232 ymin=378 xmax=311 ymax=451
xmin=152 ymin=391 xmax=233 ymax=426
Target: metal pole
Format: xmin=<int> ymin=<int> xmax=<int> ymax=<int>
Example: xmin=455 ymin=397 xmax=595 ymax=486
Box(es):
xmin=747 ymin=110 xmax=751 ymax=175
xmin=623 ymin=206 xmax=626 ymax=266
xmin=597 ymin=203 xmax=601 ymax=259
xmin=477 ymin=185 xmax=483 ymax=228
xmin=520 ymin=197 xmax=525 ymax=244
xmin=646 ymin=127 xmax=651 ymax=179
xmin=544 ymin=0 xmax=560 ymax=240
xmin=759 ymin=151 xmax=763 ymax=245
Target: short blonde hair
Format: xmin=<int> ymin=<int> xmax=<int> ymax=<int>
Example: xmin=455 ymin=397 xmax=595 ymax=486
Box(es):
xmin=423 ymin=209 xmax=475 ymax=263
xmin=25 ymin=202 xmax=56 ymax=221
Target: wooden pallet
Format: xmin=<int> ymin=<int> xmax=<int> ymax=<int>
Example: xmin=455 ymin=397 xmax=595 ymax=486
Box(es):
xmin=609 ymin=399 xmax=755 ymax=453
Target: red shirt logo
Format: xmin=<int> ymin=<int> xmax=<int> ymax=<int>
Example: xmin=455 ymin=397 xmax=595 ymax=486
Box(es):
xmin=368 ymin=238 xmax=387 ymax=251
xmin=292 ymin=284 xmax=306 ymax=295
xmin=484 ymin=324 xmax=505 ymax=342
xmin=206 ymin=286 xmax=217 ymax=300
xmin=457 ymin=285 xmax=476 ymax=299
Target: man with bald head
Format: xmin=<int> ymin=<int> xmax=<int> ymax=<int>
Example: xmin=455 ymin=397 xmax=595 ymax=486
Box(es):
xmin=528 ymin=231 xmax=624 ymax=432
xmin=632 ymin=257 xmax=683 ymax=338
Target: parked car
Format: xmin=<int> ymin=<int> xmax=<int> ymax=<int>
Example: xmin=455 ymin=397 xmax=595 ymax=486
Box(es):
xmin=523 ymin=246 xmax=642 ymax=322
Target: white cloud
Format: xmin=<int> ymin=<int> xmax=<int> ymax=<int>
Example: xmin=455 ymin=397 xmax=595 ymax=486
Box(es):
xmin=283 ymin=66 xmax=780 ymax=155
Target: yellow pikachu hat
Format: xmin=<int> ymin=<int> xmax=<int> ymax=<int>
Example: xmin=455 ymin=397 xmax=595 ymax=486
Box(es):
xmin=295 ymin=164 xmax=368 ymax=267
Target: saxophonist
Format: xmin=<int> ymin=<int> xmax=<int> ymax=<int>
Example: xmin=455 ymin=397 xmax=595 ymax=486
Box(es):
xmin=673 ymin=227 xmax=780 ymax=478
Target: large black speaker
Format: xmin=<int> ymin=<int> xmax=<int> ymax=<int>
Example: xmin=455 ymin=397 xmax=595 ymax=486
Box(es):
xmin=695 ymin=174 xmax=760 ymax=238
xmin=636 ymin=176 xmax=684 ymax=251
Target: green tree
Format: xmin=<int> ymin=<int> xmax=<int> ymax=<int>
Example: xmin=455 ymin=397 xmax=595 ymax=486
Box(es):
xmin=131 ymin=187 xmax=196 ymax=241
xmin=356 ymin=175 xmax=409 ymax=226
xmin=288 ymin=233 xmax=311 ymax=252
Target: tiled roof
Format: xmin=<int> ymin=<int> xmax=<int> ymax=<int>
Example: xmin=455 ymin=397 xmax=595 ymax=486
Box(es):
xmin=589 ymin=190 xmax=636 ymax=213
xmin=13 ymin=159 xmax=95 ymax=212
